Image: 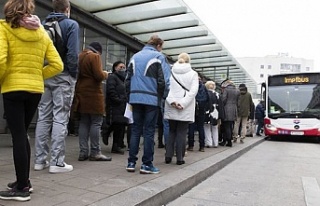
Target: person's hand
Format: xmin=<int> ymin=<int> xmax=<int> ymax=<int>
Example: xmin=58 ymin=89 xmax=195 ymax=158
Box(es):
xmin=103 ymin=71 xmax=108 ymax=79
xmin=171 ymin=102 xmax=183 ymax=110
xmin=175 ymin=103 xmax=183 ymax=110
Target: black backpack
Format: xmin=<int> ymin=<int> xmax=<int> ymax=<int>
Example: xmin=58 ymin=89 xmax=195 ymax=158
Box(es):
xmin=44 ymin=16 xmax=67 ymax=60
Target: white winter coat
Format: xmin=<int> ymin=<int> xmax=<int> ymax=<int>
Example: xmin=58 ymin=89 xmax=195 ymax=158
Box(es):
xmin=164 ymin=62 xmax=199 ymax=122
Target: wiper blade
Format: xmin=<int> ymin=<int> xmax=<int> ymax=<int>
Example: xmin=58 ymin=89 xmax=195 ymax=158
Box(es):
xmin=270 ymin=112 xmax=320 ymax=119
xmin=269 ymin=113 xmax=292 ymax=119
xmin=301 ymin=111 xmax=320 ymax=119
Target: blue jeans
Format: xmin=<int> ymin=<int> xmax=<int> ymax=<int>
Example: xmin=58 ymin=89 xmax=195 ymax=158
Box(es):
xmin=128 ymin=104 xmax=158 ymax=166
xmin=163 ymin=119 xmax=169 ymax=144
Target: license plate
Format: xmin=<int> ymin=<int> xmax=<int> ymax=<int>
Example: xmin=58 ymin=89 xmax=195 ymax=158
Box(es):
xmin=291 ymin=131 xmax=304 ymax=135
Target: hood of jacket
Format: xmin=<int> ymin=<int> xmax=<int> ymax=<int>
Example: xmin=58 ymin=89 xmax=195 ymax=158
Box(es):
xmin=240 ymin=87 xmax=247 ymax=95
xmin=44 ymin=13 xmax=67 ymax=22
xmin=0 ymin=20 xmax=44 ymax=42
xmin=172 ymin=62 xmax=193 ymax=74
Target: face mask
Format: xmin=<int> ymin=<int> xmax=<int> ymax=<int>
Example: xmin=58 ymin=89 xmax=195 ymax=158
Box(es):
xmin=117 ymin=70 xmax=126 ymax=77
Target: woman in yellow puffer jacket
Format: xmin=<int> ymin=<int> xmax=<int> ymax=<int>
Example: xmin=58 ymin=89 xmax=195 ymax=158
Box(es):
xmin=0 ymin=0 xmax=63 ymax=202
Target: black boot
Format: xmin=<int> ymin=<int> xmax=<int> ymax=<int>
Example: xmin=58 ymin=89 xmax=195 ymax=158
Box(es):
xmin=226 ymin=140 xmax=232 ymax=147
xmin=158 ymin=142 xmax=165 ymax=148
xmin=111 ymin=146 xmax=124 ymax=155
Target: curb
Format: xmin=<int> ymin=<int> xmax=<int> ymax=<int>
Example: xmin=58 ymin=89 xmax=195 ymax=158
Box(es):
xmin=94 ymin=138 xmax=265 ymax=206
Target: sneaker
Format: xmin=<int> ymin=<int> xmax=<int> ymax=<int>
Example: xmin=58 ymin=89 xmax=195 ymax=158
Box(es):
xmin=140 ymin=164 xmax=160 ymax=174
xmin=0 ymin=187 xmax=30 ymax=201
xmin=34 ymin=161 xmax=49 ymax=171
xmin=126 ymin=162 xmax=136 ymax=172
xmin=49 ymin=162 xmax=73 ymax=174
xmin=7 ymin=180 xmax=33 ymax=193
xmin=89 ymin=153 xmax=112 ymax=161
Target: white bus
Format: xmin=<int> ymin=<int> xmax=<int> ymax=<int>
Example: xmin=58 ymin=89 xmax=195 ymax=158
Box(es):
xmin=262 ymin=72 xmax=320 ymax=138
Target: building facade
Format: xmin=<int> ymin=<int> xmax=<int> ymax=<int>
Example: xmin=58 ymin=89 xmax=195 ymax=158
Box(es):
xmin=237 ymin=53 xmax=314 ymax=86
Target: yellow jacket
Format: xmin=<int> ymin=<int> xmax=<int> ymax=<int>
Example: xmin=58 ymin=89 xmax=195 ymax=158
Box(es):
xmin=0 ymin=20 xmax=63 ymax=93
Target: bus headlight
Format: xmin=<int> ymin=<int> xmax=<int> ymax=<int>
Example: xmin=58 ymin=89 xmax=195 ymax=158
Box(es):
xmin=265 ymin=124 xmax=277 ymax=131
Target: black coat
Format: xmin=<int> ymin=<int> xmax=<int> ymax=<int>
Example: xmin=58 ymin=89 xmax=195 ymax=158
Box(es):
xmin=106 ymin=72 xmax=128 ymax=125
xmin=204 ymin=90 xmax=224 ymax=125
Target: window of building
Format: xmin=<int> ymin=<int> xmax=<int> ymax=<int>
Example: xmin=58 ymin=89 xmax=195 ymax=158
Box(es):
xmin=280 ymin=63 xmax=301 ymax=73
xmin=306 ymin=67 xmax=310 ymax=71
xmin=260 ymin=65 xmax=264 ymax=69
xmin=268 ymin=65 xmax=272 ymax=69
xmin=260 ymin=74 xmax=264 ymax=78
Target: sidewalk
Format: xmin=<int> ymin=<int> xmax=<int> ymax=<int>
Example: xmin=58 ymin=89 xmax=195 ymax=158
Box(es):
xmin=0 ymin=133 xmax=264 ymax=206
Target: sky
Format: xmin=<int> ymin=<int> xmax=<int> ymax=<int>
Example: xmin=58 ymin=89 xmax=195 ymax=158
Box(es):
xmin=183 ymin=0 xmax=320 ymax=70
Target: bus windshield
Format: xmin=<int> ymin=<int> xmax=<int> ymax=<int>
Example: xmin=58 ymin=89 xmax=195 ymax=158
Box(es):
xmin=268 ymin=84 xmax=320 ymax=117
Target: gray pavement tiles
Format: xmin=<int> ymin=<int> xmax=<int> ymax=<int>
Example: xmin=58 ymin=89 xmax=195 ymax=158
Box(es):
xmin=0 ymin=132 xmax=264 ymax=206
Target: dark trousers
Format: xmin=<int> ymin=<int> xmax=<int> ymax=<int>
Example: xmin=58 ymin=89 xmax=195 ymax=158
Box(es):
xmin=112 ymin=123 xmax=126 ymax=149
xmin=166 ymin=120 xmax=189 ymax=161
xmin=188 ymin=113 xmax=205 ymax=148
xmin=3 ymin=91 xmax=41 ymax=190
xmin=256 ymin=118 xmax=264 ymax=134
xmin=222 ymin=121 xmax=234 ymax=143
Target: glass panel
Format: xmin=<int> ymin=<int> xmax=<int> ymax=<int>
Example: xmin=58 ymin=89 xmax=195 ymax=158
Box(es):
xmin=171 ymin=51 xmax=228 ymax=60
xmin=192 ymin=57 xmax=232 ymax=64
xmin=106 ymin=39 xmax=127 ymax=72
xmin=134 ymin=26 xmax=208 ymax=42
xmin=70 ymin=0 xmax=153 ymax=12
xmin=163 ymin=44 xmax=222 ymax=56
xmin=117 ymin=14 xmax=198 ymax=34
xmin=83 ymin=29 xmax=107 ymax=70
xmin=164 ymin=36 xmax=216 ymax=49
xmin=192 ymin=62 xmax=236 ymax=68
xmin=95 ymin=1 xmax=187 ymax=25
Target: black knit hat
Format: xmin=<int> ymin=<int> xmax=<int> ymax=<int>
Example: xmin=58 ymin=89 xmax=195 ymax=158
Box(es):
xmin=89 ymin=41 xmax=102 ymax=54
xmin=239 ymin=83 xmax=246 ymax=88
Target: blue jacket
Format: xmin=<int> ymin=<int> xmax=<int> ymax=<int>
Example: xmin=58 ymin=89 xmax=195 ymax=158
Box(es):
xmin=126 ymin=45 xmax=171 ymax=106
xmin=255 ymin=102 xmax=265 ymax=119
xmin=44 ymin=13 xmax=79 ymax=78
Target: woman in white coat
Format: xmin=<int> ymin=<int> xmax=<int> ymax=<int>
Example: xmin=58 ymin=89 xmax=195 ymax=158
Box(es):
xmin=164 ymin=53 xmax=199 ymax=165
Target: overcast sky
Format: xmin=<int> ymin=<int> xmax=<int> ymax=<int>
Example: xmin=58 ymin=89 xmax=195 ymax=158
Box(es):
xmin=183 ymin=0 xmax=320 ymax=70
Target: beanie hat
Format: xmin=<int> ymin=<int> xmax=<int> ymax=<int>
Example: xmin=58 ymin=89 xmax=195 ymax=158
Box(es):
xmin=89 ymin=41 xmax=102 ymax=54
xmin=239 ymin=83 xmax=246 ymax=88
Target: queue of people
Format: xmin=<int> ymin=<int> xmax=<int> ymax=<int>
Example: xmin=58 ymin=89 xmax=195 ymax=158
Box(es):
xmin=0 ymin=0 xmax=265 ymax=202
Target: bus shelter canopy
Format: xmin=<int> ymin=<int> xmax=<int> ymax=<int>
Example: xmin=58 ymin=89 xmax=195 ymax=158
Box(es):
xmin=70 ymin=0 xmax=257 ymax=91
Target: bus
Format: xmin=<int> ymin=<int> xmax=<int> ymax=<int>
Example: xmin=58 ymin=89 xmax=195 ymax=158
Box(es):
xmin=262 ymin=72 xmax=320 ymax=138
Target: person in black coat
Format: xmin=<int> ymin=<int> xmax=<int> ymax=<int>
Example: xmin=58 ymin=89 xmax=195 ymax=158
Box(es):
xmin=106 ymin=61 xmax=128 ymax=154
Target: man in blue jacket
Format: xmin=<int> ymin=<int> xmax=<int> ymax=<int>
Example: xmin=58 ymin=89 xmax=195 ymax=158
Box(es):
xmin=34 ymin=0 xmax=79 ymax=174
xmin=125 ymin=35 xmax=171 ymax=174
